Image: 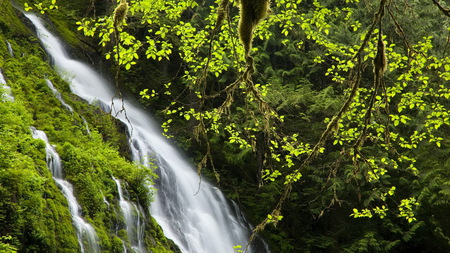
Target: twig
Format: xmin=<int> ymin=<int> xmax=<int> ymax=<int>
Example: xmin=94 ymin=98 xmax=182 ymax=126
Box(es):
xmin=432 ymin=0 xmax=450 ymax=17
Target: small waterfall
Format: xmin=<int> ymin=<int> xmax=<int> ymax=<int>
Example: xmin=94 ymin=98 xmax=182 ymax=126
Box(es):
xmin=6 ymin=40 xmax=14 ymax=57
xmin=45 ymin=78 xmax=91 ymax=134
xmin=31 ymin=127 xmax=100 ymax=253
xmin=0 ymin=69 xmax=6 ymax=84
xmin=0 ymin=69 xmax=14 ymax=102
xmin=24 ymin=12 xmax=270 ymax=253
xmin=100 ymin=191 xmax=110 ymax=209
xmin=81 ymin=116 xmax=91 ymax=135
xmin=121 ymin=240 xmax=129 ymax=253
xmin=45 ymin=78 xmax=74 ymax=112
xmin=113 ymin=177 xmax=146 ymax=253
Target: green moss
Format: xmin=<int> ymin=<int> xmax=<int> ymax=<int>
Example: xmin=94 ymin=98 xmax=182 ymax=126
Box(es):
xmin=111 ymin=235 xmax=126 ymax=253
xmin=0 ymin=0 xmax=30 ymax=36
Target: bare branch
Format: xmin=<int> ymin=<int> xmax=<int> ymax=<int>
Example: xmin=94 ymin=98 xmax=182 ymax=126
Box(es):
xmin=432 ymin=0 xmax=450 ymax=17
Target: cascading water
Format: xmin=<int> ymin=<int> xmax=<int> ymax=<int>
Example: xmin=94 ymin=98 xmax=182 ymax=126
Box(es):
xmin=113 ymin=177 xmax=146 ymax=253
xmin=101 ymin=191 xmax=110 ymax=209
xmin=0 ymin=69 xmax=14 ymax=102
xmin=0 ymin=69 xmax=5 ymax=84
xmin=45 ymin=78 xmax=74 ymax=113
xmin=6 ymin=40 xmax=14 ymax=57
xmin=30 ymin=127 xmax=100 ymax=253
xmin=45 ymin=78 xmax=91 ymax=134
xmin=24 ymin=12 xmax=270 ymax=253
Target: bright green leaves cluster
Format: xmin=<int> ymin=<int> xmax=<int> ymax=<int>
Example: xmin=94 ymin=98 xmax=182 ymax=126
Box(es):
xmin=77 ymin=0 xmax=198 ymax=69
xmin=176 ymin=21 xmax=208 ymax=64
xmin=263 ymin=169 xmax=281 ymax=182
xmin=265 ymin=134 xmax=312 ymax=185
xmin=140 ymin=88 xmax=158 ymax=99
xmin=161 ymin=119 xmax=173 ymax=138
xmin=383 ymin=36 xmax=450 ymax=149
xmin=267 ymin=213 xmax=284 ymax=223
xmin=77 ymin=17 xmax=141 ymax=70
xmin=129 ymin=0 xmax=198 ymax=61
xmin=398 ymin=197 xmax=419 ymax=223
xmin=225 ymin=124 xmax=253 ymax=149
xmin=145 ymin=34 xmax=172 ymax=61
xmin=284 ymin=170 xmax=302 ymax=185
xmin=351 ymin=197 xmax=419 ymax=224
xmin=233 ymin=245 xmax=243 ymax=253
xmin=24 ymin=0 xmax=58 ymax=14
xmin=351 ymin=191 xmax=420 ymax=223
xmin=351 ymin=187 xmax=394 ymax=219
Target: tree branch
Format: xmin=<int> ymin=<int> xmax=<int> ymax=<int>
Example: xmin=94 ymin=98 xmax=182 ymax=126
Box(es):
xmin=432 ymin=0 xmax=450 ymax=17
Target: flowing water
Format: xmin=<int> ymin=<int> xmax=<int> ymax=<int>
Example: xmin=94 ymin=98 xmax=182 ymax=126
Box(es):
xmin=31 ymin=127 xmax=100 ymax=253
xmin=6 ymin=40 xmax=14 ymax=57
xmin=0 ymin=69 xmax=5 ymax=84
xmin=45 ymin=78 xmax=91 ymax=134
xmin=113 ymin=177 xmax=146 ymax=253
xmin=0 ymin=68 xmax=14 ymax=102
xmin=24 ymin=12 xmax=270 ymax=253
xmin=45 ymin=78 xmax=74 ymax=112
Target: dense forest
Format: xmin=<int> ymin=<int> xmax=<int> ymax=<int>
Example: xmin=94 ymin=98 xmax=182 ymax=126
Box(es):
xmin=2 ymin=0 xmax=450 ymax=252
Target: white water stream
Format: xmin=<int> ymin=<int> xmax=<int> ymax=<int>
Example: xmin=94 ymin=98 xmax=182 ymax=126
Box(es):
xmin=113 ymin=177 xmax=146 ymax=253
xmin=31 ymin=127 xmax=100 ymax=253
xmin=24 ymin=12 xmax=269 ymax=253
xmin=45 ymin=78 xmax=74 ymax=113
xmin=6 ymin=40 xmax=14 ymax=57
xmin=0 ymin=68 xmax=14 ymax=102
xmin=45 ymin=78 xmax=91 ymax=134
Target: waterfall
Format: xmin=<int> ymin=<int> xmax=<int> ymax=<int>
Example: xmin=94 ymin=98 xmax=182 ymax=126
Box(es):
xmin=0 ymin=69 xmax=14 ymax=102
xmin=30 ymin=127 xmax=100 ymax=253
xmin=45 ymin=78 xmax=91 ymax=134
xmin=101 ymin=191 xmax=110 ymax=209
xmin=113 ymin=177 xmax=146 ymax=253
xmin=45 ymin=78 xmax=74 ymax=113
xmin=0 ymin=69 xmax=6 ymax=84
xmin=6 ymin=40 xmax=14 ymax=57
xmin=24 ymin=12 xmax=270 ymax=253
